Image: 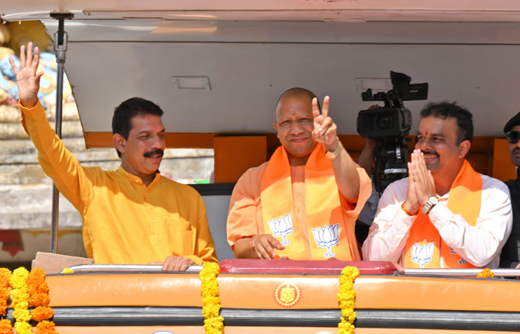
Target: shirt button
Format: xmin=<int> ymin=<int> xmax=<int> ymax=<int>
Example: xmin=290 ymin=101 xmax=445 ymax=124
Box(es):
xmin=295 ymin=193 xmax=300 ymax=198
xmin=296 ymin=208 xmax=300 ymax=212
xmin=136 ymin=179 xmax=139 ymax=183
xmin=150 ymin=206 xmax=153 ymax=209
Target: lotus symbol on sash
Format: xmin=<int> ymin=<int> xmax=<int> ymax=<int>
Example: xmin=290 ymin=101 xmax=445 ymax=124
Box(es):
xmin=411 ymin=242 xmax=435 ymax=268
xmin=311 ymin=224 xmax=340 ymax=259
xmin=267 ymin=213 xmax=294 ymax=246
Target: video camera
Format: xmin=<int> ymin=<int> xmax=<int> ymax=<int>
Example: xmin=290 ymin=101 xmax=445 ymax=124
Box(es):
xmin=357 ymin=71 xmax=428 ymax=193
xmin=357 ymin=71 xmax=428 ymax=138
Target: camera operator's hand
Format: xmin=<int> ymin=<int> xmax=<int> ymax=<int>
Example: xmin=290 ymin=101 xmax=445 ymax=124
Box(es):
xmin=357 ymin=138 xmax=379 ymax=176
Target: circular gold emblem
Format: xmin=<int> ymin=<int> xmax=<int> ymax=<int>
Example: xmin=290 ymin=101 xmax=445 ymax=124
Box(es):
xmin=274 ymin=283 xmax=301 ymax=307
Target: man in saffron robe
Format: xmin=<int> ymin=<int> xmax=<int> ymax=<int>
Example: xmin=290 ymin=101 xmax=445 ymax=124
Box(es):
xmin=227 ymin=88 xmax=372 ymax=260
xmin=363 ymin=102 xmax=512 ymax=268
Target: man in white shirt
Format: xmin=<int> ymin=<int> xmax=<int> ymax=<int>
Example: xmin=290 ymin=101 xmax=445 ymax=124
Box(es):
xmin=363 ymin=102 xmax=512 ymax=268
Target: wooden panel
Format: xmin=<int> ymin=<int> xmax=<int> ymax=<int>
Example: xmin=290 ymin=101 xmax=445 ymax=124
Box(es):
xmin=493 ymin=138 xmax=516 ymax=182
xmin=214 ymin=136 xmax=267 ymax=183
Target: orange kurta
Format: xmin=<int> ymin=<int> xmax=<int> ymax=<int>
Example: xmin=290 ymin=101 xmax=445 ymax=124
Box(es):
xmin=20 ymin=101 xmax=217 ymax=265
xmin=227 ymin=145 xmax=372 ymax=260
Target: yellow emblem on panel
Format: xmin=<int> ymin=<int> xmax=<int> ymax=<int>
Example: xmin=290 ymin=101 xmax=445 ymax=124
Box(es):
xmin=274 ymin=283 xmax=301 ymax=307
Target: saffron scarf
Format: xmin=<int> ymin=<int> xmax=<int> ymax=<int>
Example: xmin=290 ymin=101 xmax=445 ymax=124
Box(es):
xmin=404 ymin=160 xmax=482 ymax=268
xmin=260 ymin=144 xmax=356 ymax=260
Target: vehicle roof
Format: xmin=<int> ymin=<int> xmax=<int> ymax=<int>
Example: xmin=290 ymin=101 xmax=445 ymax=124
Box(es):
xmin=3 ymin=1 xmax=520 ymax=147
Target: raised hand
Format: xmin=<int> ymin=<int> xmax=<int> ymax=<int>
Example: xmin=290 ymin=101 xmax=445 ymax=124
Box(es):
xmin=404 ymin=159 xmax=420 ymax=215
xmin=312 ymin=96 xmax=339 ymax=151
xmin=9 ymin=42 xmax=43 ymax=108
xmin=408 ymin=149 xmax=436 ymax=208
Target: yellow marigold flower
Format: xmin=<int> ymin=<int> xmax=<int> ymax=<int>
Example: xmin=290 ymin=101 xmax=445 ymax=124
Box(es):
xmin=14 ymin=321 xmax=32 ymax=334
xmin=10 ymin=267 xmax=29 ymax=289
xmin=477 ymin=268 xmax=494 ymax=278
xmin=13 ymin=308 xmax=31 ymax=322
xmin=62 ymin=268 xmax=74 ymax=274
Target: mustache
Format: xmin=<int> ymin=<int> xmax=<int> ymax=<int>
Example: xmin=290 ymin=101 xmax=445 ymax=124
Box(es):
xmin=144 ymin=149 xmax=164 ymax=158
xmin=514 ymin=148 xmax=520 ymax=154
xmin=421 ymin=150 xmax=439 ymax=157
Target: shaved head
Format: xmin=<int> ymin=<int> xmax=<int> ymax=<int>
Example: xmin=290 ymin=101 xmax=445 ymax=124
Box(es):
xmin=276 ymin=87 xmax=319 ymax=116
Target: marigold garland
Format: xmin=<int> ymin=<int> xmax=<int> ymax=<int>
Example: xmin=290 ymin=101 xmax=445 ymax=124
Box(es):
xmin=27 ymin=267 xmax=58 ymax=334
xmin=10 ymin=267 xmax=31 ymax=334
xmin=337 ymin=266 xmax=360 ymax=334
xmin=0 ymin=269 xmax=11 ymax=317
xmin=36 ymin=320 xmax=58 ymax=334
xmin=199 ymin=262 xmax=224 ymax=334
xmin=0 ymin=319 xmax=12 ymax=334
xmin=477 ymin=268 xmax=494 ymax=278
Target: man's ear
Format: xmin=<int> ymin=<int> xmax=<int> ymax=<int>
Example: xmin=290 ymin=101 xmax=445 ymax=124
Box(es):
xmin=459 ymin=140 xmax=471 ymax=158
xmin=113 ymin=133 xmax=126 ymax=155
xmin=273 ymin=122 xmax=279 ymax=138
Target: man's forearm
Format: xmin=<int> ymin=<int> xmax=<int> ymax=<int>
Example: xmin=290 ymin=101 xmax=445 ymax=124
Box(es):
xmin=331 ymin=148 xmax=360 ymax=202
xmin=234 ymin=238 xmax=259 ymax=259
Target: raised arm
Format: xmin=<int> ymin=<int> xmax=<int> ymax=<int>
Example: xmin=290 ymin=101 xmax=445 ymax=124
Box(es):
xmin=10 ymin=43 xmax=92 ymax=213
xmin=313 ymin=96 xmax=360 ymax=202
xmin=9 ymin=42 xmax=43 ymax=108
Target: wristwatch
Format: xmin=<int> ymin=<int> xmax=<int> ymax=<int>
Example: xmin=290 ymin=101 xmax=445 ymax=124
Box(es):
xmin=325 ymin=141 xmax=344 ymax=160
xmin=422 ymin=196 xmax=439 ymax=215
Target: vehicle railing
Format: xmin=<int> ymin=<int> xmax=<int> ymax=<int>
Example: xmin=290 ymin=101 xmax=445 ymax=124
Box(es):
xmin=63 ymin=264 xmax=203 ymax=273
xmin=402 ymin=268 xmax=520 ymax=277
xmin=61 ymin=263 xmax=520 ymax=277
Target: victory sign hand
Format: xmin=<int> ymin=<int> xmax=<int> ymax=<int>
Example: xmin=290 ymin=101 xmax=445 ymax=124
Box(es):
xmin=312 ymin=96 xmax=339 ymax=151
xmin=9 ymin=42 xmax=43 ymax=108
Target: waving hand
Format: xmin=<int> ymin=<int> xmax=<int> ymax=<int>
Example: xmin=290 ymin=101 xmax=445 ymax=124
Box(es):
xmin=9 ymin=42 xmax=43 ymax=108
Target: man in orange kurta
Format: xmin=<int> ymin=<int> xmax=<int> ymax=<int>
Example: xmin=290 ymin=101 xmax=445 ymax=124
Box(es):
xmin=227 ymin=88 xmax=372 ymax=260
xmin=11 ymin=42 xmax=217 ymax=271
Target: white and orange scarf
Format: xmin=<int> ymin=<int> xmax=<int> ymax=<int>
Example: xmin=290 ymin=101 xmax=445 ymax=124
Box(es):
xmin=404 ymin=160 xmax=481 ymax=268
xmin=260 ymin=144 xmax=358 ymax=260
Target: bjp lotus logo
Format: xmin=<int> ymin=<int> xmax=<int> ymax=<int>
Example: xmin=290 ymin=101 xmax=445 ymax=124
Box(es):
xmin=411 ymin=242 xmax=435 ymax=268
xmin=267 ymin=213 xmax=294 ymax=246
xmin=311 ymin=224 xmax=340 ymax=259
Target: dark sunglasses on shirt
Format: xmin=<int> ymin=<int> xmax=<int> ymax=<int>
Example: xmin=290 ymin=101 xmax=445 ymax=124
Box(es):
xmin=507 ymin=130 xmax=520 ymax=144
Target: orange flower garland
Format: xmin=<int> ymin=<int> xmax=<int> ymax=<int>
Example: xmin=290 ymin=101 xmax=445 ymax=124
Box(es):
xmin=27 ymin=267 xmax=58 ymax=334
xmin=0 ymin=269 xmax=11 ymax=317
xmin=0 ymin=268 xmax=12 ymax=334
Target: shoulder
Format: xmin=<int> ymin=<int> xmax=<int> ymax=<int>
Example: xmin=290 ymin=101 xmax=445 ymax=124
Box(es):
xmin=480 ymin=174 xmax=511 ymax=201
xmin=235 ymin=162 xmax=268 ymax=187
xmin=480 ymin=174 xmax=510 ymax=193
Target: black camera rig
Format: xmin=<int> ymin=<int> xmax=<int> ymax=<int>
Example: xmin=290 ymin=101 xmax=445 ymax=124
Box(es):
xmin=357 ymin=71 xmax=429 ymax=193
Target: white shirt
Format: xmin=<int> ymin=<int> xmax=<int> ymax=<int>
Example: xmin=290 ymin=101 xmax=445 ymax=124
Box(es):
xmin=362 ymin=174 xmax=512 ymax=268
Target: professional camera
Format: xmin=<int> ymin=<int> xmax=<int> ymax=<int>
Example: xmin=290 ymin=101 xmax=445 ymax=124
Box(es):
xmin=357 ymin=71 xmax=428 ymax=138
xmin=357 ymin=71 xmax=429 ymax=193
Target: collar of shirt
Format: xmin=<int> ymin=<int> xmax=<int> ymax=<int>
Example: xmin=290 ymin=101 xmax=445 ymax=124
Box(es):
xmin=117 ymin=165 xmax=162 ymax=188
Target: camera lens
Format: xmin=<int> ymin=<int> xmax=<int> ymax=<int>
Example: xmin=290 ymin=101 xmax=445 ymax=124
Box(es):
xmin=376 ymin=115 xmax=392 ymax=129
